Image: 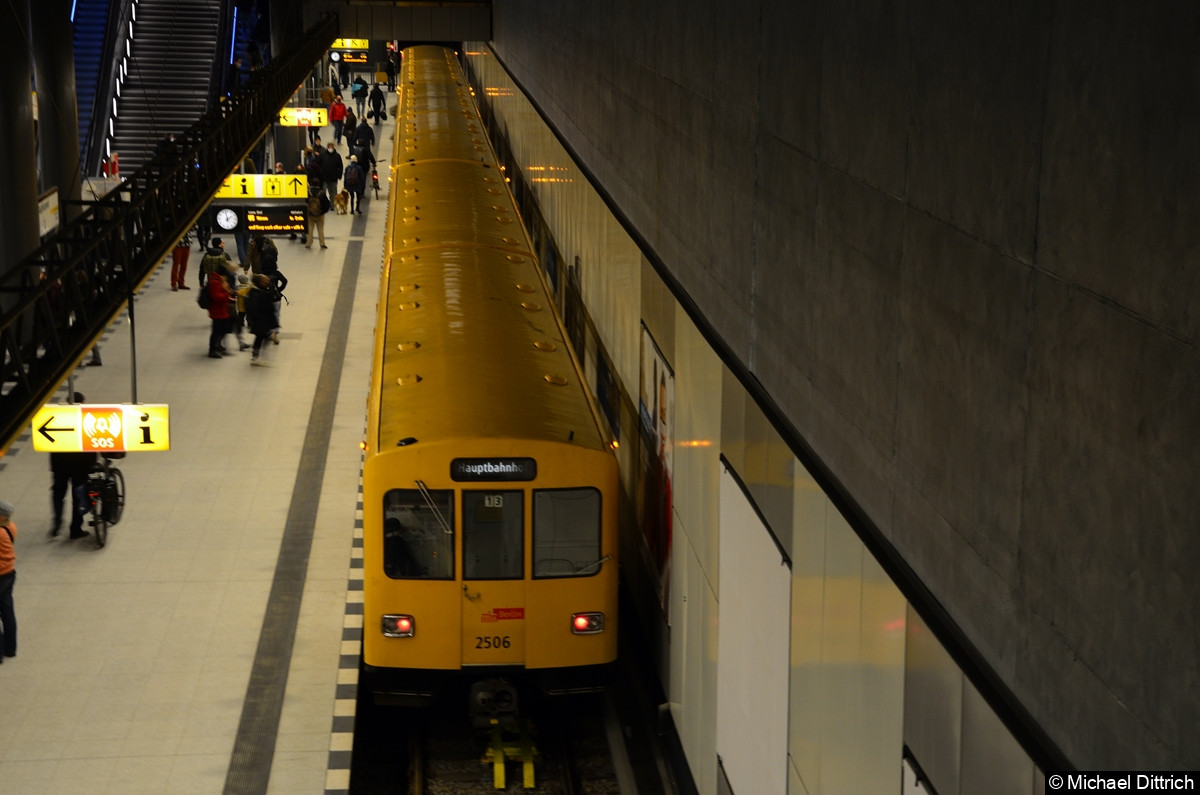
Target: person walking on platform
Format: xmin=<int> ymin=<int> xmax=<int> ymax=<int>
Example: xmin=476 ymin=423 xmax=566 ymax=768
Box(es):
xmin=170 ymin=231 xmax=192 ymax=290
xmin=369 ymin=83 xmax=386 ymax=125
xmin=329 ymin=95 xmax=347 ymax=146
xmin=246 ymin=274 xmax=275 ymax=366
xmin=343 ymin=108 xmax=358 ymax=151
xmin=227 ymin=261 xmax=252 ymax=352
xmin=343 ymin=155 xmax=366 ymax=215
xmin=206 ymin=260 xmax=234 ymax=358
xmin=305 ymin=179 xmax=330 ymax=249
xmin=352 ymin=75 xmax=368 ymax=117
xmin=353 ymin=113 xmax=374 ymax=154
xmin=319 ymin=143 xmax=343 ymax=206
xmin=49 ymin=395 xmax=98 ymax=540
xmin=262 ymin=252 xmax=288 ymax=344
xmin=0 ymin=500 xmax=18 ymax=663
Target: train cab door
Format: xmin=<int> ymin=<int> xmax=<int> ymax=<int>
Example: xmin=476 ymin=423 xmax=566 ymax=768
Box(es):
xmin=460 ymin=490 xmax=527 ymax=665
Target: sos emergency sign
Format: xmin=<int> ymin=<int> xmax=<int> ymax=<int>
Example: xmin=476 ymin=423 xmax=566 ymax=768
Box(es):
xmin=31 ymin=404 xmax=170 ymax=453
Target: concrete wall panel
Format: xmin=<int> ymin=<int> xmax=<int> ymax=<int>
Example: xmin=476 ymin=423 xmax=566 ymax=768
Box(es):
xmin=906 ymin=0 xmax=1049 ymax=262
xmin=486 ymin=0 xmax=1200 ymax=769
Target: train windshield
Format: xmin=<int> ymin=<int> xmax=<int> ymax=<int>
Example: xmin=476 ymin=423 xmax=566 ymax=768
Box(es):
xmin=532 ymin=488 xmax=602 ymax=578
xmin=463 ymin=491 xmax=524 ymax=579
xmin=383 ymin=488 xmax=454 ymax=579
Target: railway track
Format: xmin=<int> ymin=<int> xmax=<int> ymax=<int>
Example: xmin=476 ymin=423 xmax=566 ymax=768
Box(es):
xmin=354 ymin=682 xmax=633 ymax=793
xmin=413 ymin=691 xmax=625 ymax=794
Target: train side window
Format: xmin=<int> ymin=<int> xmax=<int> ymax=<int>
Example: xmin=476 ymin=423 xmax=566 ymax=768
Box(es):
xmin=462 ymin=491 xmax=524 ymax=580
xmin=532 ymin=488 xmax=602 ymax=578
xmin=383 ymin=488 xmax=454 ymax=580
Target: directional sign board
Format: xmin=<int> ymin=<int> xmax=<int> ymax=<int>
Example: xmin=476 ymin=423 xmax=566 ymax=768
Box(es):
xmin=332 ymin=38 xmax=369 ymax=50
xmin=213 ymin=174 xmax=309 ymax=200
xmin=31 ymin=404 xmax=170 ymax=453
xmin=278 ymin=107 xmax=329 ymax=127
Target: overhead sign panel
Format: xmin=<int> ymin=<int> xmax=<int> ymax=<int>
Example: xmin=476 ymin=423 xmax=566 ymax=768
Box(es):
xmin=278 ymin=107 xmax=329 ymax=127
xmin=332 ymin=38 xmax=369 ymax=49
xmin=244 ymin=206 xmax=307 ymax=233
xmin=213 ymin=174 xmax=308 ymax=200
xmin=31 ymin=404 xmax=170 ymax=453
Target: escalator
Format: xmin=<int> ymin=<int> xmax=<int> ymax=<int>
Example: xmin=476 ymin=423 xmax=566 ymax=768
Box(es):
xmin=109 ymin=0 xmax=223 ymax=173
xmin=71 ymin=0 xmax=110 ymax=169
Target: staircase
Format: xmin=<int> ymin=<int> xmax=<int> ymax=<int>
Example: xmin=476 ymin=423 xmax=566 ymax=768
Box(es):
xmin=72 ymin=0 xmax=111 ymax=171
xmin=109 ymin=0 xmax=223 ymax=173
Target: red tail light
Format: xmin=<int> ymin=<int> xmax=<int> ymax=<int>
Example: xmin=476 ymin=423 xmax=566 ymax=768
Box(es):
xmin=571 ymin=612 xmax=604 ymax=634
xmin=382 ymin=614 xmax=415 ymax=637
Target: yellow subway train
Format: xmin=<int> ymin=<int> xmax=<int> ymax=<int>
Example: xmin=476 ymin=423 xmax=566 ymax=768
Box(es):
xmin=361 ymin=46 xmax=619 ymax=700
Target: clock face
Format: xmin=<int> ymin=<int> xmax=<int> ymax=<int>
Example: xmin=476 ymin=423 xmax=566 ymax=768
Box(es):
xmin=216 ymin=208 xmax=239 ymax=230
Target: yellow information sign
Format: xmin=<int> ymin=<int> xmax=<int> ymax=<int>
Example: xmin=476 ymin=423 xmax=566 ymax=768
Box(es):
xmin=278 ymin=107 xmax=329 ymax=127
xmin=31 ymin=404 xmax=170 ymax=453
xmin=212 ymin=174 xmax=309 ymax=200
xmin=332 ymin=38 xmax=369 ymax=50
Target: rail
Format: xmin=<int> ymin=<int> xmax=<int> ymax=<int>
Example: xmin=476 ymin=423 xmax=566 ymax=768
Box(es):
xmin=0 ymin=13 xmax=339 ymax=454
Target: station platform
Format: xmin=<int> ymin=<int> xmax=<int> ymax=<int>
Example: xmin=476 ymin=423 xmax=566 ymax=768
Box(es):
xmin=0 ymin=123 xmax=395 ymax=793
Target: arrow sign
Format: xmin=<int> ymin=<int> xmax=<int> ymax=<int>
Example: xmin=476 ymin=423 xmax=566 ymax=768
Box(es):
xmin=38 ymin=415 xmax=76 ymax=443
xmin=31 ymin=403 xmax=171 ymax=452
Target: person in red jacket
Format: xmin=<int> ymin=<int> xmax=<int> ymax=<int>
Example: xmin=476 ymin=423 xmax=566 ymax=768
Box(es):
xmin=207 ymin=264 xmax=234 ymax=358
xmin=0 ymin=499 xmax=18 ymax=662
xmin=329 ymin=94 xmax=348 ymax=147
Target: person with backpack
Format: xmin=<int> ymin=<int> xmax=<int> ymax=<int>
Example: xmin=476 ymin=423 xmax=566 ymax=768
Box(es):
xmin=246 ymin=235 xmax=278 ymax=275
xmin=351 ymin=75 xmax=368 ymax=116
xmin=305 ymin=179 xmax=330 ymax=249
xmin=198 ymin=238 xmax=232 ymax=289
xmin=343 ymin=155 xmax=366 ymax=214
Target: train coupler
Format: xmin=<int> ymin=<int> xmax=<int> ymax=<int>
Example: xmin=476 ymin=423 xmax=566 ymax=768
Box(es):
xmin=480 ymin=716 xmax=538 ymax=789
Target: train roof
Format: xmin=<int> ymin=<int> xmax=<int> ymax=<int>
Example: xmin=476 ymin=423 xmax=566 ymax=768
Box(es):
xmin=371 ymin=47 xmax=610 ymax=455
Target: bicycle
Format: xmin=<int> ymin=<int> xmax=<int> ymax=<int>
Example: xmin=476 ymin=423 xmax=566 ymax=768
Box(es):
xmin=84 ymin=453 xmax=125 ymax=548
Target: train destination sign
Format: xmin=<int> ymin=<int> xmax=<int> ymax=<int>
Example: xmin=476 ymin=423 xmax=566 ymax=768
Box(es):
xmin=244 ymin=206 xmax=306 ymax=233
xmin=451 ymin=458 xmax=537 ymax=482
xmin=31 ymin=404 xmax=170 ymax=453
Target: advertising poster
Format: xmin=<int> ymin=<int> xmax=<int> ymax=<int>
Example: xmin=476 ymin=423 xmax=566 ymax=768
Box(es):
xmin=638 ymin=325 xmax=674 ymax=613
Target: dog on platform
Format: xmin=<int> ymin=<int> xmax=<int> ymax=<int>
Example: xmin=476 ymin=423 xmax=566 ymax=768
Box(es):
xmin=333 ymin=190 xmax=350 ymax=215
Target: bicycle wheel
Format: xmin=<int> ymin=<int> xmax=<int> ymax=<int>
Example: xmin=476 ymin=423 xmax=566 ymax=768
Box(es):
xmin=106 ymin=468 xmax=126 ymax=525
xmin=88 ymin=486 xmax=108 ymax=548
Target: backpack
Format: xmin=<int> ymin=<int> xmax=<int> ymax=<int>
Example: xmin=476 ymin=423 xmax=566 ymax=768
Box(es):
xmin=201 ymin=252 xmax=226 ymax=281
xmin=344 ymin=165 xmax=362 ymax=189
xmin=197 ymin=285 xmax=211 ymax=309
xmin=307 ymin=194 xmax=322 ymax=215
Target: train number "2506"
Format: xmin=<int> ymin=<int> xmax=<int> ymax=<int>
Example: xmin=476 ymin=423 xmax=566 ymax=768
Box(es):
xmin=475 ymin=635 xmax=511 ymax=649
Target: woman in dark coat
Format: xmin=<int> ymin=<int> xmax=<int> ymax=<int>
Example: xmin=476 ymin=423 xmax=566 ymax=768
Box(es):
xmin=246 ymin=274 xmax=276 ymax=366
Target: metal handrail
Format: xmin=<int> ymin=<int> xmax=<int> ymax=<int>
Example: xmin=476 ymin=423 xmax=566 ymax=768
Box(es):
xmin=0 ymin=13 xmax=338 ymax=453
